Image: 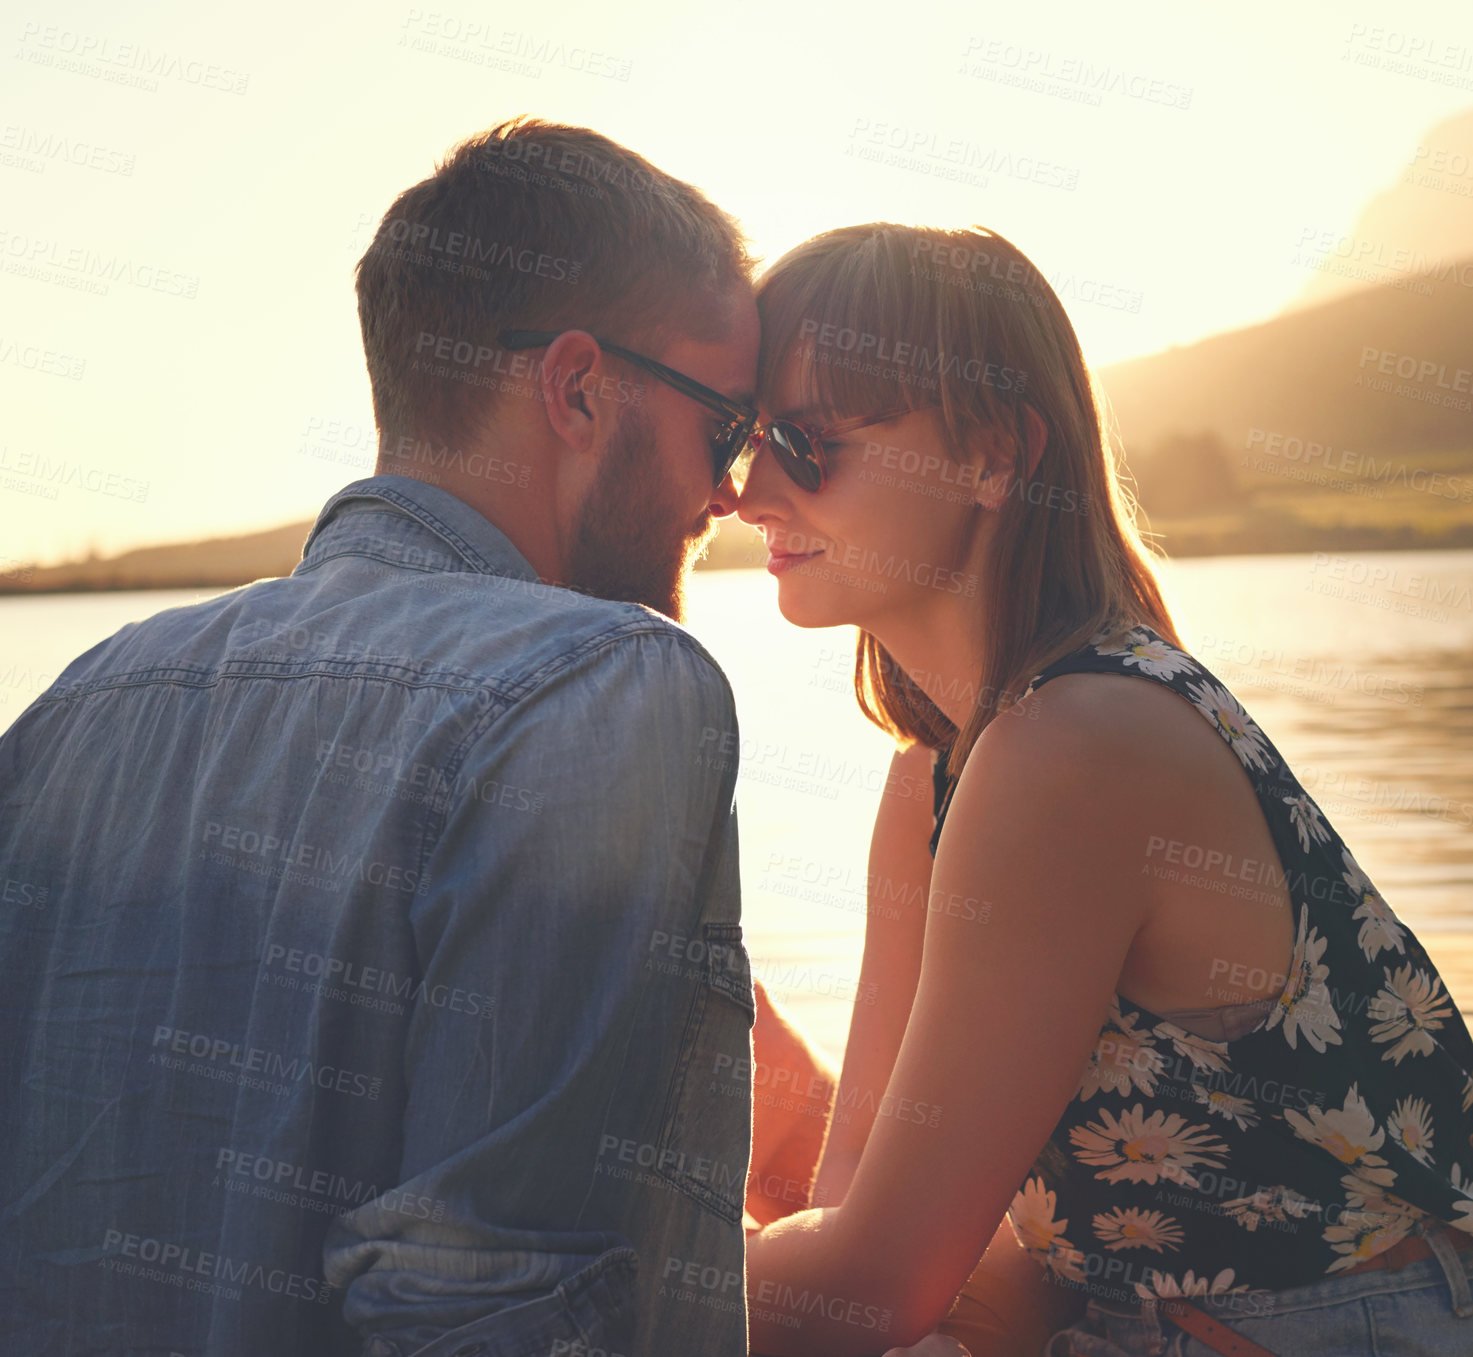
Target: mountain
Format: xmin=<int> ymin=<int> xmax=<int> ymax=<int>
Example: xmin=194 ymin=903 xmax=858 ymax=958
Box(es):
xmin=7 ymin=102 xmax=1471 ymax=593
xmin=1095 ymin=239 xmax=1473 ymax=555
xmin=1098 ymin=254 xmax=1473 ymax=464
xmin=0 ymin=504 xmax=767 ymax=594
xmin=2 ymin=521 xmax=313 ymax=594
xmin=1091 ymin=105 xmax=1473 ymax=556
xmin=1287 ymin=108 xmax=1473 ymax=313
xmin=7 ymin=250 xmax=1470 ymax=595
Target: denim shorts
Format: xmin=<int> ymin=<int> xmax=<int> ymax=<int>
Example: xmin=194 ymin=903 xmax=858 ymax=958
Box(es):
xmin=1042 ymin=1223 xmax=1473 ymax=1356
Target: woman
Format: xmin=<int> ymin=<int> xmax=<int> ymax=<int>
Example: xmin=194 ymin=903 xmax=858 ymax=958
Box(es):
xmin=735 ymin=224 xmax=1473 ymax=1356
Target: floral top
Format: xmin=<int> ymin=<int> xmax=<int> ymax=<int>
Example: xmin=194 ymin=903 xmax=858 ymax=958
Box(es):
xmin=928 ymin=622 xmax=1473 ymax=1306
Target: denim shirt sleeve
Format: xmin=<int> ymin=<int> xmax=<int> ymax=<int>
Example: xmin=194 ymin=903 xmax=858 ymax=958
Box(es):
xmin=323 ymin=627 xmax=754 ymax=1357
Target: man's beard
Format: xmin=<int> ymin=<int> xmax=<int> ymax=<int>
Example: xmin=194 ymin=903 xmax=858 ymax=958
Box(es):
xmin=566 ymin=404 xmax=716 ymax=622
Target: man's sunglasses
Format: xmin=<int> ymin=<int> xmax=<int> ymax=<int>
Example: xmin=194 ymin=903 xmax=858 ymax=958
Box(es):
xmin=498 ymin=329 xmax=758 ymax=487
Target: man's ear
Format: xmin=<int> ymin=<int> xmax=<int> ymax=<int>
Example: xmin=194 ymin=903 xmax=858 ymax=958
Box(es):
xmin=536 ymin=330 xmax=603 ymax=450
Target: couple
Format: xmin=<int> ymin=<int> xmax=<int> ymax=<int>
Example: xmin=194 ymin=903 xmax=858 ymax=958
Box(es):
xmin=3 ymin=117 xmax=1473 ymax=1357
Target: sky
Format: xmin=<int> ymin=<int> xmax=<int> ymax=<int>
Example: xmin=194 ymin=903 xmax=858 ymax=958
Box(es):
xmin=3 ymin=0 xmax=1472 ymax=565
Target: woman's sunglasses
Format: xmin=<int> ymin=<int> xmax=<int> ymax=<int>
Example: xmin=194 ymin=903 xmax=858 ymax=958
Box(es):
xmin=499 ymin=330 xmax=926 ymax=495
xmin=499 ymin=329 xmax=757 ymax=488
xmin=747 ymin=407 xmax=919 ymax=492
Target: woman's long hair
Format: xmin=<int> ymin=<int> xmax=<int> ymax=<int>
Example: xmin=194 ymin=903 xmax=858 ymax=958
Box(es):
xmin=754 ymin=223 xmax=1182 ymax=781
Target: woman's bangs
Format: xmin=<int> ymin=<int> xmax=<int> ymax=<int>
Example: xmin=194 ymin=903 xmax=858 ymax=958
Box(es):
xmin=755 ymin=235 xmax=940 ymax=423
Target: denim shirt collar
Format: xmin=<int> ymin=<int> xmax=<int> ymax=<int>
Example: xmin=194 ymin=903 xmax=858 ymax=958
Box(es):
xmin=298 ymin=475 xmax=541 ymax=583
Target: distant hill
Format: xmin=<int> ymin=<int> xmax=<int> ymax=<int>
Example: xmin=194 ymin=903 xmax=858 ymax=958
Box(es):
xmin=7 ymin=247 xmax=1470 ymax=593
xmin=2 ymin=521 xmax=313 ymax=594
xmin=1287 ymin=108 xmax=1473 ymax=313
xmin=1098 ymin=250 xmax=1473 ymax=556
xmin=1099 ymin=256 xmax=1473 ymax=463
xmin=7 ymin=262 xmax=1472 ymax=596
xmin=7 ymin=101 xmax=1472 ymax=593
xmin=0 ymin=503 xmax=768 ymax=594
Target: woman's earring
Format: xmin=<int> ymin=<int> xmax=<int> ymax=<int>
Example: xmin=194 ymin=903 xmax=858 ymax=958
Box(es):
xmin=973 ymin=464 xmax=1010 ymax=512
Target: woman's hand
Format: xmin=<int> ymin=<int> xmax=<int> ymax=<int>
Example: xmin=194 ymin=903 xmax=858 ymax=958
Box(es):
xmin=882 ymin=1335 xmax=972 ymax=1357
xmin=744 ymin=978 xmax=839 ymax=1226
xmin=754 ymin=1329 xmax=973 ymax=1357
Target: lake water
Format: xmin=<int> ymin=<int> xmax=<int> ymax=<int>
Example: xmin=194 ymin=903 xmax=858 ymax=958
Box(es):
xmin=5 ymin=549 xmax=1473 ymax=1064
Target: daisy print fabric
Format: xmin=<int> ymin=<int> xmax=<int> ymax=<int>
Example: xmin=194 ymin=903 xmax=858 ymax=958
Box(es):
xmin=930 ymin=622 xmax=1473 ymax=1303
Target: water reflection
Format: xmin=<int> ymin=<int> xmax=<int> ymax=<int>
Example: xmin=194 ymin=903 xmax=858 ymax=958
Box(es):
xmin=5 ymin=553 xmax=1473 ymax=1050
xmin=1215 ymin=646 xmax=1473 ymax=924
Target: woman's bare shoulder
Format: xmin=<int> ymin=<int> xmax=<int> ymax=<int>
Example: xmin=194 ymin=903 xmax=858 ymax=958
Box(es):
xmin=943 ymin=669 xmax=1245 ymax=887
xmin=990 ymin=669 xmax=1230 ymax=783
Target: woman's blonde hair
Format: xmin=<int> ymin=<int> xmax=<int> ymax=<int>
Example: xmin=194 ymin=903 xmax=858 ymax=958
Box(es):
xmin=754 ymin=223 xmax=1182 ymax=779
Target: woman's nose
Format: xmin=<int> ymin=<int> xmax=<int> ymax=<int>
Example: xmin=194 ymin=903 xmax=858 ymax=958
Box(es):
xmin=734 ymin=440 xmax=788 ymax=526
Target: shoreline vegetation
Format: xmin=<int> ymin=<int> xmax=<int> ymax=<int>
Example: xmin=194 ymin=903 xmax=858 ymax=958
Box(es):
xmin=7 ymin=507 xmax=1473 ymax=596
xmin=9 ymin=448 xmax=1473 ymax=594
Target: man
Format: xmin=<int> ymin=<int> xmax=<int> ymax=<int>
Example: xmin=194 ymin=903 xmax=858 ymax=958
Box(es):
xmin=0 ymin=117 xmax=759 ymax=1355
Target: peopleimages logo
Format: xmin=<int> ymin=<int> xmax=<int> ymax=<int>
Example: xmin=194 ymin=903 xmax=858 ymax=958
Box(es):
xmin=799 ymin=318 xmax=1026 ymax=392
xmin=99 ymin=1230 xmax=331 ymax=1303
xmin=373 ymin=218 xmax=582 ymax=283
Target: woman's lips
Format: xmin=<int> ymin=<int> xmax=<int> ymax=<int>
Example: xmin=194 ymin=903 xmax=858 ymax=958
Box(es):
xmin=766 ymin=548 xmax=823 ymax=577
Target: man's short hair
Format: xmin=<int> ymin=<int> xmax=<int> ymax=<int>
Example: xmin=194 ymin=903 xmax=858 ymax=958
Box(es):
xmin=356 ymin=116 xmax=755 ymax=454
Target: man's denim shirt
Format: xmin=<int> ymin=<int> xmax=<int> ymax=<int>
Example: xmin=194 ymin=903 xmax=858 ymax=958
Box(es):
xmin=0 ymin=475 xmax=755 ymax=1356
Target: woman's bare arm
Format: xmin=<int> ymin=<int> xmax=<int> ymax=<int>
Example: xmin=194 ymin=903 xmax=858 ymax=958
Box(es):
xmin=747 ymin=683 xmax=1159 ymax=1352
xmin=809 ymin=741 xmax=1087 ymax=1351
xmin=746 ymin=978 xmax=841 ymax=1227
xmin=809 ymin=741 xmax=937 ymax=1208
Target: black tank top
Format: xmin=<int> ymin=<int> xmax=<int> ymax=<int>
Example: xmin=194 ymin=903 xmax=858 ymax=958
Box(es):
xmin=928 ymin=621 xmax=1473 ymax=1304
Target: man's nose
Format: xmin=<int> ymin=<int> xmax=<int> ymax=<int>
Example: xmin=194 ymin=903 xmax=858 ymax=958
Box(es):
xmin=707 ymin=467 xmax=741 ymax=518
